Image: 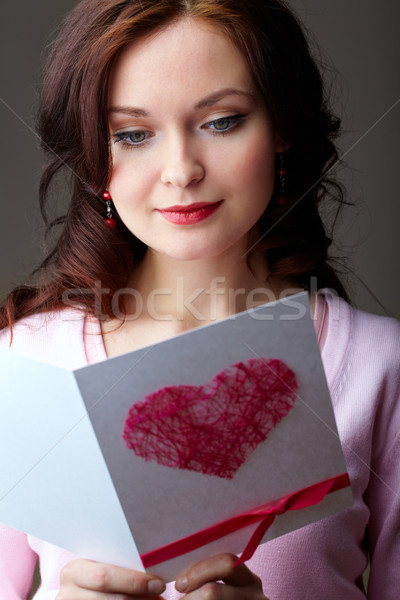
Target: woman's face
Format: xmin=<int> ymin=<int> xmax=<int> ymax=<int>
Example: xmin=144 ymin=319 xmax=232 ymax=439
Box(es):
xmin=108 ymin=17 xmax=282 ymax=261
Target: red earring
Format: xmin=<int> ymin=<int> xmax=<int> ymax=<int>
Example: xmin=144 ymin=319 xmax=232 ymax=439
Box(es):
xmin=103 ymin=190 xmax=117 ymax=229
xmin=277 ymin=153 xmax=288 ymax=206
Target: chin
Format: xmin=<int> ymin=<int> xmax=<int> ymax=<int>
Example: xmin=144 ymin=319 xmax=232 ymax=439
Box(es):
xmin=156 ymin=242 xmax=227 ymax=262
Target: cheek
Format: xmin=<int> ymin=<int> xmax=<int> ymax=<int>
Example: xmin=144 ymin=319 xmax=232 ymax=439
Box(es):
xmin=108 ymin=161 xmax=124 ymax=187
xmin=108 ymin=157 xmax=153 ymax=201
xmin=212 ymin=125 xmax=276 ymax=189
xmin=243 ymin=135 xmax=275 ymax=175
xmin=233 ymin=135 xmax=276 ymax=203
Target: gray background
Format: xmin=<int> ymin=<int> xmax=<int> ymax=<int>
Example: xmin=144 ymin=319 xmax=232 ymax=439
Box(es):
xmin=1 ymin=1 xmax=399 ymax=318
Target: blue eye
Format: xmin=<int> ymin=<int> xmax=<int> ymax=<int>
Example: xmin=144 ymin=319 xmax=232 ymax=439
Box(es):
xmin=113 ymin=130 xmax=149 ymax=147
xmin=212 ymin=118 xmax=231 ymax=131
xmin=205 ymin=115 xmax=244 ymax=134
xmin=128 ymin=131 xmax=147 ymax=143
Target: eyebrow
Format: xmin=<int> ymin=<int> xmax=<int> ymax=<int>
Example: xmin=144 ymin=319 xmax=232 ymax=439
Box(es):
xmin=194 ymin=88 xmax=254 ymax=109
xmin=109 ymin=106 xmax=149 ymax=117
xmin=109 ymin=88 xmax=254 ymax=118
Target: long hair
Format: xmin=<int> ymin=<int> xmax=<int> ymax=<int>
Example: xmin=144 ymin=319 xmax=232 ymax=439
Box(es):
xmin=0 ymin=0 xmax=348 ymax=330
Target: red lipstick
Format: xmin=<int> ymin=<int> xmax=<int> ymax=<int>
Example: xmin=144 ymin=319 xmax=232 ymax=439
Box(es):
xmin=157 ymin=200 xmax=223 ymax=225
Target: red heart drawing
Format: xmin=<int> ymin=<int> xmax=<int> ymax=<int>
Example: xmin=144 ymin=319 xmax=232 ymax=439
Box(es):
xmin=122 ymin=358 xmax=297 ymax=479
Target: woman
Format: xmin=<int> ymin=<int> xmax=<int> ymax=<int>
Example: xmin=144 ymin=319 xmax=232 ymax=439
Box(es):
xmin=0 ymin=0 xmax=399 ymax=598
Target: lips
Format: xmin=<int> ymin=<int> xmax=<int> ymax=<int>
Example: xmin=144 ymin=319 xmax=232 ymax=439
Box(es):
xmin=157 ymin=200 xmax=223 ymax=225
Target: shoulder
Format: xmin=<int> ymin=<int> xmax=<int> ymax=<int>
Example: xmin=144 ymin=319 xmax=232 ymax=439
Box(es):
xmin=322 ymin=292 xmax=400 ymax=436
xmin=0 ymin=308 xmax=90 ymax=369
xmin=322 ymin=291 xmax=400 ymax=384
xmin=320 ymin=293 xmax=400 ymax=471
xmin=347 ymin=303 xmax=400 ymax=406
xmin=345 ymin=302 xmax=400 ymax=403
xmin=349 ymin=301 xmax=400 ymax=347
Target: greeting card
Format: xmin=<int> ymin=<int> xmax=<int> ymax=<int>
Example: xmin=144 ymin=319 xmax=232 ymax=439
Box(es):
xmin=0 ymin=292 xmax=352 ymax=581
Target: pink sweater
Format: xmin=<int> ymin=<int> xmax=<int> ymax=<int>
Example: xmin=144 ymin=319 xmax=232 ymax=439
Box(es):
xmin=0 ymin=293 xmax=399 ymax=599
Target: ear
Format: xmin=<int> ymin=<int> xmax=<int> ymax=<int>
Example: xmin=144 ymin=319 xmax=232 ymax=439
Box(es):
xmin=274 ymin=132 xmax=289 ymax=154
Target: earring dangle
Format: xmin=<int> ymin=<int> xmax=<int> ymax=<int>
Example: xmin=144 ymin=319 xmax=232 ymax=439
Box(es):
xmin=277 ymin=153 xmax=287 ymax=206
xmin=103 ymin=190 xmax=117 ymax=229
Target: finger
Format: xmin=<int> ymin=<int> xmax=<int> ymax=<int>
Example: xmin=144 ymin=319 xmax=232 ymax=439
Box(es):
xmin=60 ymin=559 xmax=166 ymax=596
xmin=175 ymin=553 xmax=260 ymax=594
xmin=221 ymin=562 xmax=262 ymax=588
xmin=180 ymin=581 xmax=228 ymax=600
xmin=181 ymin=581 xmax=268 ymax=600
xmin=57 ymin=589 xmax=166 ymax=600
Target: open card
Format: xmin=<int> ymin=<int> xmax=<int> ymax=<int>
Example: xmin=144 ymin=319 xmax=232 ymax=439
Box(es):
xmin=0 ymin=292 xmax=352 ymax=581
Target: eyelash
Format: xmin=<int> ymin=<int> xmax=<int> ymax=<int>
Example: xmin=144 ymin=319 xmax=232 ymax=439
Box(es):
xmin=111 ymin=115 xmax=245 ymax=150
xmin=203 ymin=114 xmax=245 ymax=135
xmin=112 ymin=130 xmax=152 ymax=149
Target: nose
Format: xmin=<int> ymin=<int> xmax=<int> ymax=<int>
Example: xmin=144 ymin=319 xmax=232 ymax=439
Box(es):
xmin=160 ymin=133 xmax=205 ymax=188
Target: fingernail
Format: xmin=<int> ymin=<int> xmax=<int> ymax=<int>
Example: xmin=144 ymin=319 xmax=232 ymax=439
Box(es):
xmin=176 ymin=575 xmax=188 ymax=592
xmin=147 ymin=579 xmax=166 ymax=594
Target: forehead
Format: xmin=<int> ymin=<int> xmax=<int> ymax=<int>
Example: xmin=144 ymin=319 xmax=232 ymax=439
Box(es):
xmin=109 ymin=17 xmax=254 ymax=106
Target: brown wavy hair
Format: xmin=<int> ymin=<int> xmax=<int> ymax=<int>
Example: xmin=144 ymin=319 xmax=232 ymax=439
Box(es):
xmin=0 ymin=0 xmax=348 ymax=330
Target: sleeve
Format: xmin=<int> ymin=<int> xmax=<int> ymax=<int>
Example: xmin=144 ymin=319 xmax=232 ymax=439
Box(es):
xmin=0 ymin=523 xmax=37 ymax=599
xmin=0 ymin=332 xmax=38 ymax=599
xmin=365 ymin=433 xmax=400 ymax=598
xmin=364 ymin=331 xmax=400 ymax=599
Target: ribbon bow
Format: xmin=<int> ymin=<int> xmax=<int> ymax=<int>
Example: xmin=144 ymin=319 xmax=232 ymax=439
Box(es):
xmin=141 ymin=472 xmax=350 ymax=569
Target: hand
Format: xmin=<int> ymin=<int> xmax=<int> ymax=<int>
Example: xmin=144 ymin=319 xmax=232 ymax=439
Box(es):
xmin=175 ymin=553 xmax=269 ymax=600
xmin=56 ymin=558 xmax=166 ymax=599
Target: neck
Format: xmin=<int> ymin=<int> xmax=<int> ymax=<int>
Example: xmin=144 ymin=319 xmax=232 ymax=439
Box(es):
xmin=127 ymin=247 xmax=301 ymax=330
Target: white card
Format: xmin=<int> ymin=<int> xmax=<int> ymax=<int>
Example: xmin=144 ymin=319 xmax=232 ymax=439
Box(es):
xmin=0 ymin=293 xmax=352 ymax=581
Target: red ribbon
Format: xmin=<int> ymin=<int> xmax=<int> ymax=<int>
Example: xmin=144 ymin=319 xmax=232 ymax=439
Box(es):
xmin=140 ymin=472 xmax=350 ymax=568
